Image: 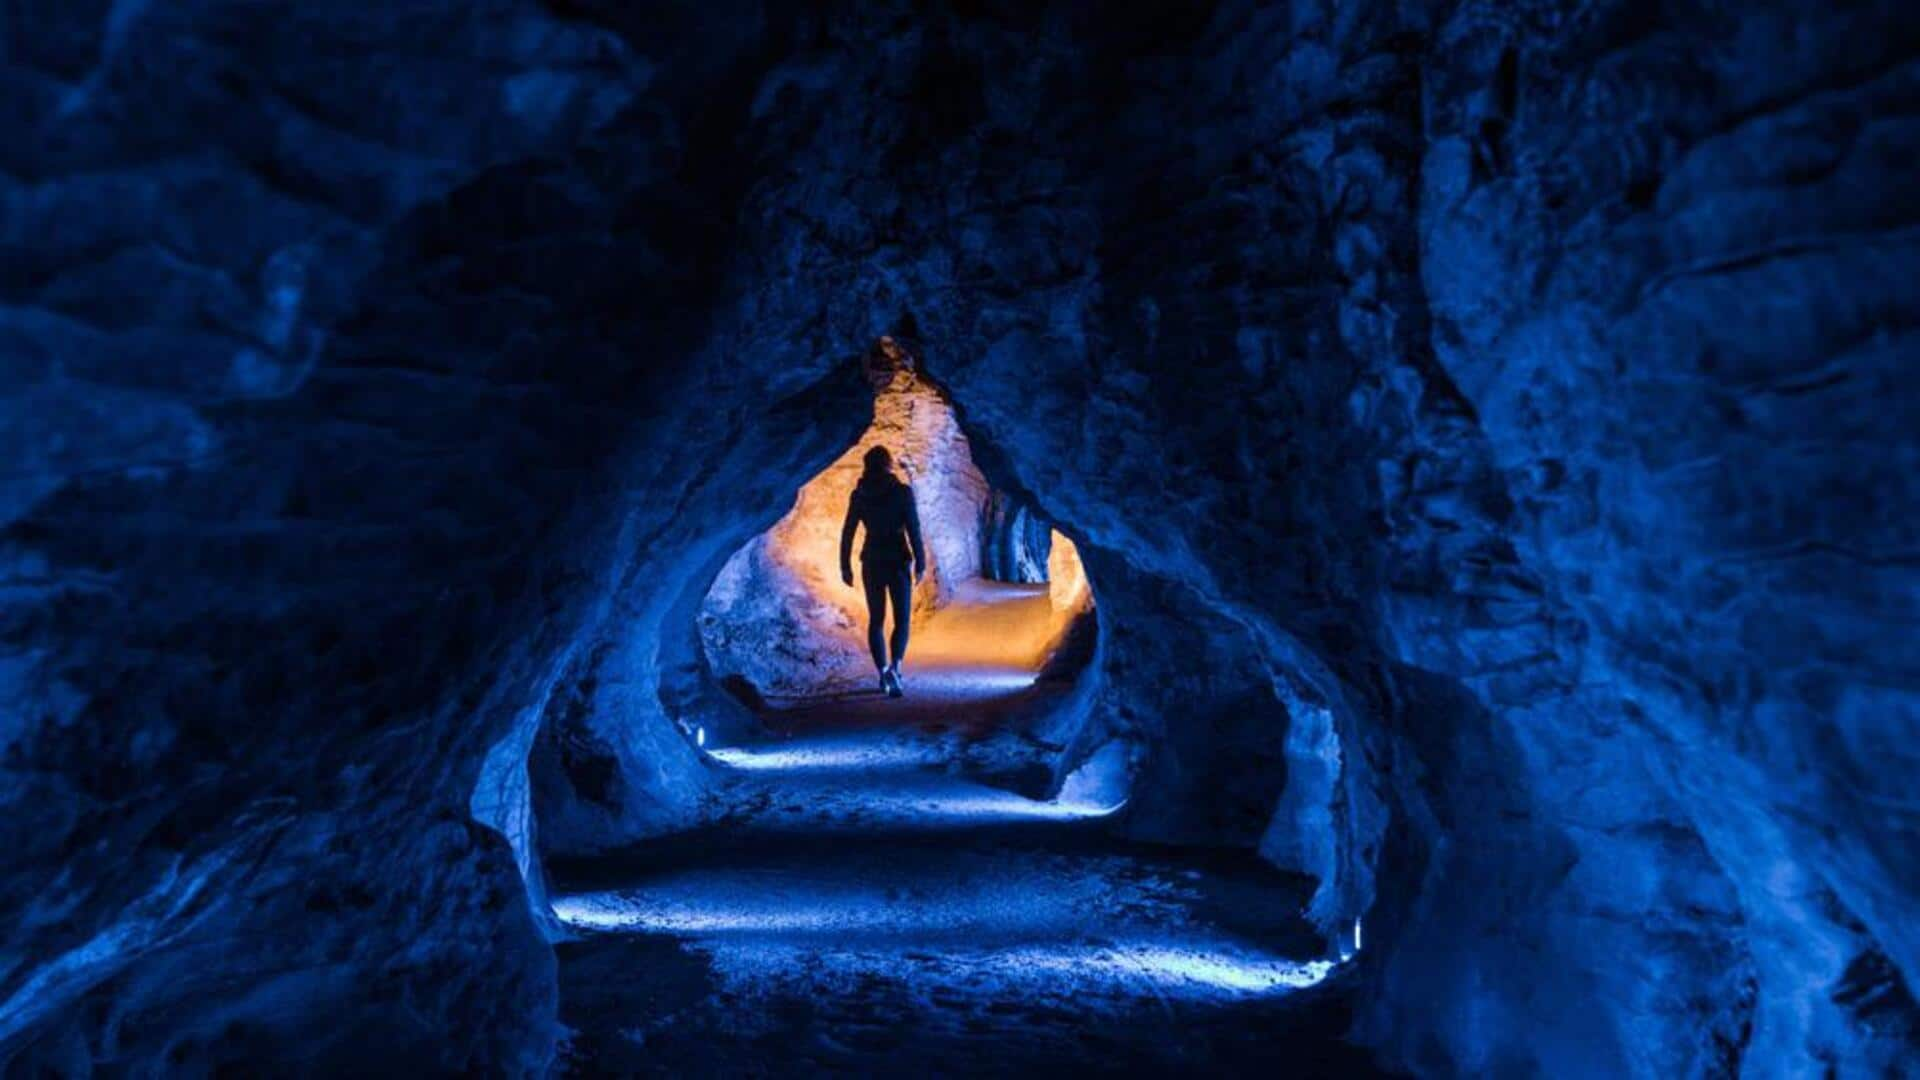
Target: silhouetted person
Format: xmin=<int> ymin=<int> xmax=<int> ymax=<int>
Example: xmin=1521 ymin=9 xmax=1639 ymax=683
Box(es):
xmin=840 ymin=446 xmax=927 ymax=697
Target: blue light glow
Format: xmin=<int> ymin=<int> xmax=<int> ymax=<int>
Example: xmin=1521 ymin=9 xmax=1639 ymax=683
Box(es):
xmin=549 ymin=818 xmax=1340 ymax=1007
xmin=684 ymin=938 xmax=1339 ymax=1001
xmin=726 ymin=780 xmax=1127 ymax=831
xmin=993 ymin=943 xmax=1336 ymax=994
xmin=552 ymin=894 xmax=848 ymax=934
xmin=703 ymin=740 xmax=949 ymax=772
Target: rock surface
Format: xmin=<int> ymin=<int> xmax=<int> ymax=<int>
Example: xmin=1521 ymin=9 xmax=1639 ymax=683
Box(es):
xmin=0 ymin=1 xmax=1913 ymax=1075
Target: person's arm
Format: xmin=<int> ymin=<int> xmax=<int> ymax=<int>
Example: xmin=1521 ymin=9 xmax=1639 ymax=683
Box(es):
xmin=904 ymin=487 xmax=928 ymax=582
xmin=840 ymin=494 xmax=859 ymax=586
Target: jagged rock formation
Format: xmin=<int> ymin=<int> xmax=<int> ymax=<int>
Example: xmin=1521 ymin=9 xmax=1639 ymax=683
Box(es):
xmin=1 ymin=1 xmax=1913 ymax=1075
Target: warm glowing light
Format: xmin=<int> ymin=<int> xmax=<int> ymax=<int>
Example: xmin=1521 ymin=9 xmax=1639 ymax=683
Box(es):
xmin=1047 ymin=530 xmax=1090 ymax=616
xmin=703 ymin=368 xmax=990 ymax=675
xmin=699 ymin=354 xmax=1098 ymax=696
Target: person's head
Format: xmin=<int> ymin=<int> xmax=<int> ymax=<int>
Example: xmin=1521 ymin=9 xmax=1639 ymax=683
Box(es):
xmin=863 ymin=446 xmax=893 ymax=476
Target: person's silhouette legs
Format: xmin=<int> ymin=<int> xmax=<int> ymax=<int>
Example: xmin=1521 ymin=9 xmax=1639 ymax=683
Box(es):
xmin=861 ymin=561 xmax=913 ymax=697
xmin=884 ymin=565 xmax=911 ymax=693
xmin=862 ymin=566 xmax=889 ymax=689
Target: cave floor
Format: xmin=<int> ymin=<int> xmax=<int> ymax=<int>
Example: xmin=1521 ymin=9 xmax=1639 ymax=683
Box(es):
xmin=549 ymin=585 xmax=1386 ymax=1076
xmin=757 ymin=579 xmax=1069 ymax=714
xmin=738 ymin=580 xmax=1087 ymax=792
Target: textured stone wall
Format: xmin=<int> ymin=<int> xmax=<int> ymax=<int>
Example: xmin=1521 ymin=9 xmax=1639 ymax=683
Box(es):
xmin=1 ymin=1 xmax=1912 ymax=1075
xmin=1369 ymin=1 xmax=1920 ymax=1073
xmin=0 ymin=1 xmax=794 ymax=1069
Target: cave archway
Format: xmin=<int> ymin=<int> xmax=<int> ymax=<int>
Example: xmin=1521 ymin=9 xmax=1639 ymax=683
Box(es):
xmin=687 ymin=338 xmax=1106 ymax=800
xmin=497 ymin=328 xmax=1384 ymax=945
xmin=509 ymin=335 xmax=1379 ymax=1070
xmin=521 ymin=338 xmax=1134 ymax=848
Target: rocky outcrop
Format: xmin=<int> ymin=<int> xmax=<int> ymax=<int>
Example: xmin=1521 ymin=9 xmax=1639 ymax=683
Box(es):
xmin=1371 ymin=2 xmax=1920 ymax=1072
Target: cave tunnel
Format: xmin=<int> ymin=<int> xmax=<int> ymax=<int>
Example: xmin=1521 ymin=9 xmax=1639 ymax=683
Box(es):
xmin=529 ymin=334 xmax=1366 ymax=1071
xmin=694 ymin=336 xmax=1098 ymax=717
xmin=687 ymin=338 xmax=1105 ymax=772
xmin=2 ymin=2 xmax=1916 ymax=1077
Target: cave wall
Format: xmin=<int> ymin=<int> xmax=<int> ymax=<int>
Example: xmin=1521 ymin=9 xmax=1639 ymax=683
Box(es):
xmin=1 ymin=1 xmax=1913 ymax=1076
xmin=0 ymin=2 xmax=794 ymax=1069
xmin=1383 ymin=1 xmax=1920 ymax=1072
xmin=982 ymin=489 xmax=1053 ymax=582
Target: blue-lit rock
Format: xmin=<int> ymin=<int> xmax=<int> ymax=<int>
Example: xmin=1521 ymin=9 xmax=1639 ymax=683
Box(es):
xmin=1 ymin=1 xmax=1913 ymax=1075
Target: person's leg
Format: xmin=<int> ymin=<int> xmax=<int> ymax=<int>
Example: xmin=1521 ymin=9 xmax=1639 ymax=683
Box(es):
xmin=861 ymin=564 xmax=889 ymax=676
xmin=886 ymin=564 xmax=913 ymax=672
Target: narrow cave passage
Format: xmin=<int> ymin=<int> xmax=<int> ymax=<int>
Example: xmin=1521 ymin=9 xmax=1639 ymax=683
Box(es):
xmin=542 ymin=345 xmax=1371 ymax=1075
xmin=693 ymin=340 xmax=1100 ymax=787
xmin=6 ymin=3 xmax=1911 ymax=1076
